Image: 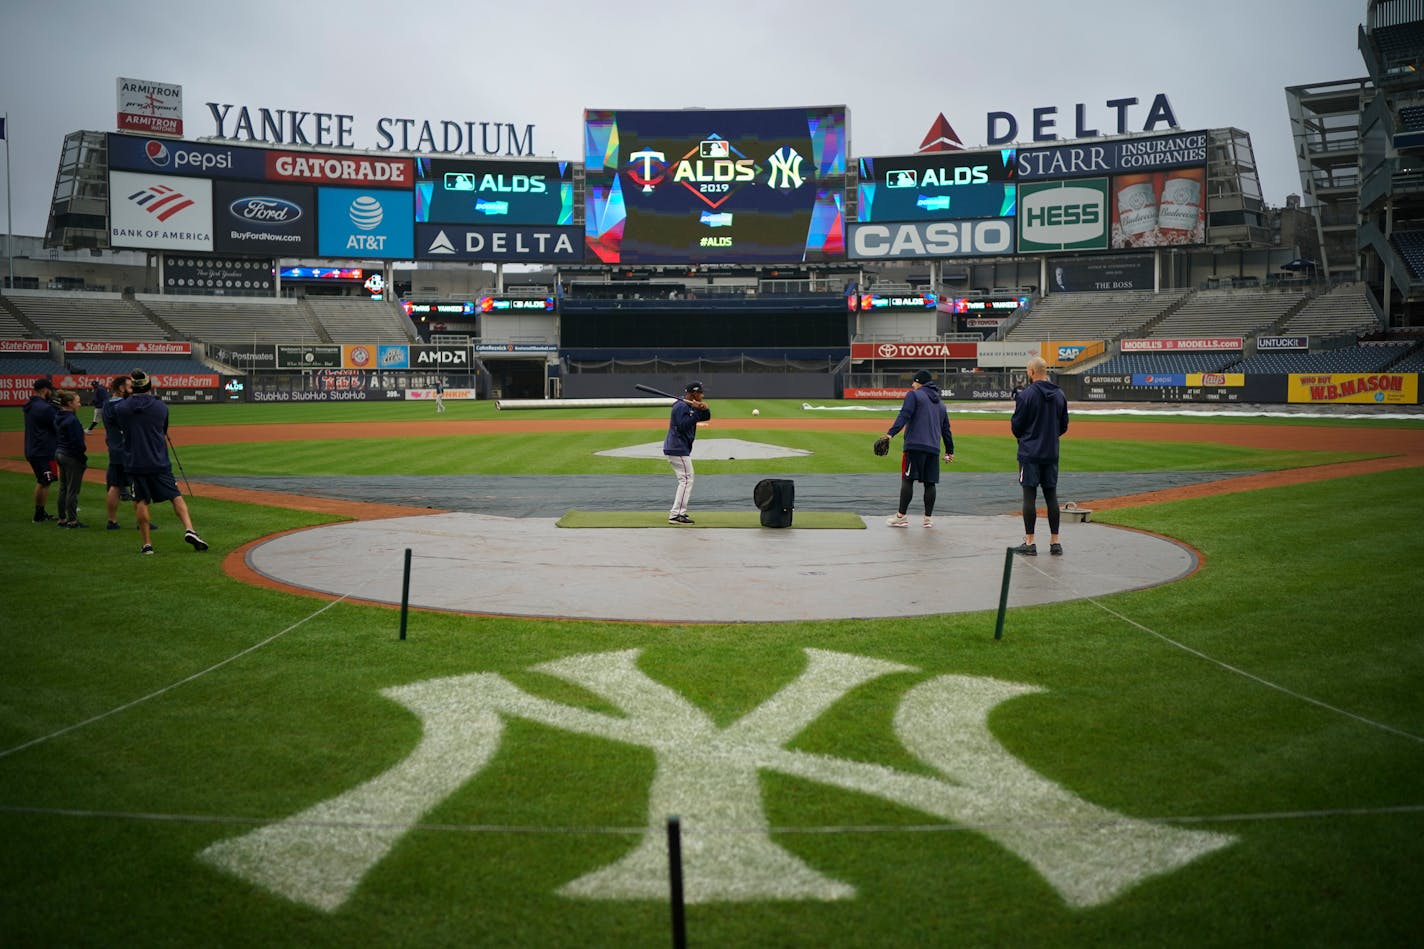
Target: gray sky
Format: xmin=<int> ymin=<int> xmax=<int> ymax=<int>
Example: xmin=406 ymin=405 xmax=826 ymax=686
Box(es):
xmin=2 ymin=0 xmax=1367 ymax=240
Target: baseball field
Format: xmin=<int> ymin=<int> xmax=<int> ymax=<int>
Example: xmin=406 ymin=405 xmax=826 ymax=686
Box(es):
xmin=2 ymin=398 xmax=1422 ymax=947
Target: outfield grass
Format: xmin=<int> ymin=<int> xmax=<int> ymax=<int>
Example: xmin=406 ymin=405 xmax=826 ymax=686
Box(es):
xmin=2 ymin=408 xmax=1423 ymax=947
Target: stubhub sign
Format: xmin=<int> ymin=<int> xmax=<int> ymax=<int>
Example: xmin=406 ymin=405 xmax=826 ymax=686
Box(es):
xmin=317 ymin=187 xmax=413 ymax=259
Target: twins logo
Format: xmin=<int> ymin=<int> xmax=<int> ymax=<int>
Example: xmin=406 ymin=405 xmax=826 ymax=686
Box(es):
xmin=199 ymin=649 xmax=1233 ymax=912
xmin=127 ymin=183 xmax=194 ymax=222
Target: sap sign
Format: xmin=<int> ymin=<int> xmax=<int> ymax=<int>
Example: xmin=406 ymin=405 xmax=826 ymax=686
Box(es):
xmin=1017 ymin=179 xmax=1109 ymax=252
xmin=848 ymin=219 xmax=1014 ymax=259
xmin=317 ymin=188 xmax=414 ymax=259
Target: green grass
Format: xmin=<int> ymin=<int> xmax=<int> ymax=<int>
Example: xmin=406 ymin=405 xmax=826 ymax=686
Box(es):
xmin=2 ymin=410 xmax=1423 ymax=947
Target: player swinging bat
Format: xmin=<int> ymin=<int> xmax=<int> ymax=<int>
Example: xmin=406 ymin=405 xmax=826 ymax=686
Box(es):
xmin=640 ymin=381 xmax=710 ymax=524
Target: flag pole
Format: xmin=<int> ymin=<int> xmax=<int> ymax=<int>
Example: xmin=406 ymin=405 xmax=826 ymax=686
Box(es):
xmin=3 ymin=113 xmax=12 ymax=292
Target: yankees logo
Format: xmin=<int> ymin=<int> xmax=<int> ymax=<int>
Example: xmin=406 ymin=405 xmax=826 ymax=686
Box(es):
xmin=200 ymin=650 xmax=1233 ymax=911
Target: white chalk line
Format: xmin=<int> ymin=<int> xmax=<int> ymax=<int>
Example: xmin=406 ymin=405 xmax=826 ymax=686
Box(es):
xmin=1 ymin=802 xmax=1420 ymax=834
xmin=1010 ymin=556 xmax=1424 ymax=745
xmin=0 ymin=595 xmax=350 ymax=761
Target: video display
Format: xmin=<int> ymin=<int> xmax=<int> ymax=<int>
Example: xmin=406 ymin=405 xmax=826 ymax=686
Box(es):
xmin=414 ymin=157 xmax=574 ymax=226
xmin=857 ymin=149 xmax=1016 ymax=222
xmin=584 ymin=106 xmax=848 ymax=264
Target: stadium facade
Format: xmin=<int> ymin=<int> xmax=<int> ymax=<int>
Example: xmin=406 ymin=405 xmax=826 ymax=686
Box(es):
xmin=1 ymin=0 xmax=1421 ymax=406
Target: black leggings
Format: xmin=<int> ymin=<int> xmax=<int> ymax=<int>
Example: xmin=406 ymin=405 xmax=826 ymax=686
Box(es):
xmin=900 ymin=480 xmax=936 ymax=517
xmin=1022 ymin=484 xmax=1060 ymax=536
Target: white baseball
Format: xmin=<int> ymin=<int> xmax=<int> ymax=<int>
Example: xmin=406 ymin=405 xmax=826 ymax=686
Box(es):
xmin=752 ymin=409 xmax=760 ymax=416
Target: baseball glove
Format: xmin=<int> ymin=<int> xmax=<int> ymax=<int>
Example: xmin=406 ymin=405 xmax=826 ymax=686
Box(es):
xmin=873 ymin=435 xmax=891 ymax=457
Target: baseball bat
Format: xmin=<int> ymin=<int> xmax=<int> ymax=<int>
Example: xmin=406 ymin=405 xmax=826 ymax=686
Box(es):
xmin=634 ymin=383 xmax=682 ymax=401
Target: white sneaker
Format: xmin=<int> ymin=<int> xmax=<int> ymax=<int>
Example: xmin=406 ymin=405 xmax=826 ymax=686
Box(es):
xmin=886 ymin=514 xmax=909 ymax=528
xmin=922 ymin=517 xmax=934 ymax=528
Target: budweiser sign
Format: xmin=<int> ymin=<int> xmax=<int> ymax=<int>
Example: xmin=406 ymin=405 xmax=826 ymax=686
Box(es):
xmin=851 ymin=342 xmax=979 ymax=360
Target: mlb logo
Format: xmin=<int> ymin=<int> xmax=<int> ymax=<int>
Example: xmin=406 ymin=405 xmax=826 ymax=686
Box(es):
xmin=699 ymin=139 xmax=730 ymax=159
xmin=887 ymin=169 xmax=917 ymax=188
xmin=444 ymin=173 xmax=477 ymax=191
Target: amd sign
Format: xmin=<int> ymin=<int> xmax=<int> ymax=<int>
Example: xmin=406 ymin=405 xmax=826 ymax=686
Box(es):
xmin=410 ymin=345 xmax=470 ymax=368
xmin=848 ymin=220 xmax=1014 ymax=259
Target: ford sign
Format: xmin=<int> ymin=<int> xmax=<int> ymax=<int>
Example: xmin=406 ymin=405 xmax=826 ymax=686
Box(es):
xmin=229 ymin=196 xmax=303 ymax=224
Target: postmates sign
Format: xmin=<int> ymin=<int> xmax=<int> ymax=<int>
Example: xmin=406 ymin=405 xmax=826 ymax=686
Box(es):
xmin=199 ymin=649 xmax=1234 ymax=911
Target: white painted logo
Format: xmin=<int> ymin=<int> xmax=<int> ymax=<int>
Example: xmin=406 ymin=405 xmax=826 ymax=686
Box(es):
xmin=199 ymin=649 xmax=1233 ymax=911
xmin=348 ymin=195 xmax=384 ymax=230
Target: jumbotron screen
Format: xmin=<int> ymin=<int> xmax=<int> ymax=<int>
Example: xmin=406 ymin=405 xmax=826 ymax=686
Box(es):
xmin=857 ymin=149 xmax=1016 ymax=222
xmin=414 ymin=157 xmax=574 ymax=226
xmin=583 ymin=106 xmax=848 ymax=264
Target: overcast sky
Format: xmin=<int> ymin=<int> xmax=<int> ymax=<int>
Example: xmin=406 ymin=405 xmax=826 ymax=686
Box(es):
xmin=1 ymin=0 xmax=1367 ymax=240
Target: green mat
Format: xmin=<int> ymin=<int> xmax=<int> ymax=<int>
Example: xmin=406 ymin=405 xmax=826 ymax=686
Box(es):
xmin=556 ymin=510 xmax=865 ymax=529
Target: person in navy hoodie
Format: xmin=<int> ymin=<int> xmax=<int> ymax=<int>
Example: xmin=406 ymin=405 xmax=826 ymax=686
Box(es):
xmin=111 ymin=369 xmax=208 ymax=555
xmin=1010 ymin=355 xmax=1070 ymax=556
xmin=662 ymin=381 xmax=711 ymax=524
xmin=53 ymin=390 xmax=89 ymax=528
xmin=883 ymin=369 xmax=955 ymax=528
xmin=22 ymin=377 xmax=60 ymax=523
xmin=87 ymin=378 xmax=108 ymax=432
xmin=101 ymin=374 xmax=135 ymax=530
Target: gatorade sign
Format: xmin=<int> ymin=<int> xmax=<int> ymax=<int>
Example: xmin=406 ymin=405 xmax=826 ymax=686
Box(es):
xmin=1017 ymin=179 xmax=1109 ymax=252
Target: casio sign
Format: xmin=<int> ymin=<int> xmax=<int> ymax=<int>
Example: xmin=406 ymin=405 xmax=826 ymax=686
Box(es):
xmin=229 ymin=196 xmax=302 ymax=223
xmin=850 ymin=220 xmax=1013 ymax=259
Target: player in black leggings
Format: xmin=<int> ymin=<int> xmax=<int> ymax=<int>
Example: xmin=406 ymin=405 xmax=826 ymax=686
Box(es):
xmin=1010 ymin=356 xmax=1070 ymax=556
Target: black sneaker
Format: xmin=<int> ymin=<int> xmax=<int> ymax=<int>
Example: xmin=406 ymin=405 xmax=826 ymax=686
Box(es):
xmin=107 ymin=521 xmax=121 ymax=530
xmin=34 ymin=512 xmax=57 ymax=523
xmin=668 ymin=514 xmax=694 ymax=524
xmin=1049 ymin=543 xmax=1063 ymax=556
xmin=69 ymin=521 xmax=89 ymax=529
xmin=184 ymin=530 xmax=209 ymax=552
xmin=141 ymin=544 xmax=155 ymax=555
xmin=1011 ymin=542 xmax=1037 ymax=556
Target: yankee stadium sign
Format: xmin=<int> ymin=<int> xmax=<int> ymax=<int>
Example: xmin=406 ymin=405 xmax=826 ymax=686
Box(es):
xmin=206 ymin=102 xmax=536 ymax=156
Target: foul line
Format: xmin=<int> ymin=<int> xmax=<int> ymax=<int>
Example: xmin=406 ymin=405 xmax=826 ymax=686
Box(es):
xmin=1014 ymin=557 xmax=1424 ymax=745
xmin=0 ymin=802 xmax=1420 ymax=835
xmin=0 ymin=596 xmax=349 ymax=761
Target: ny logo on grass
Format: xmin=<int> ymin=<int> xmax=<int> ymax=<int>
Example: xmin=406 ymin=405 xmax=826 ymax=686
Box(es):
xmin=200 ymin=649 xmax=1234 ymax=911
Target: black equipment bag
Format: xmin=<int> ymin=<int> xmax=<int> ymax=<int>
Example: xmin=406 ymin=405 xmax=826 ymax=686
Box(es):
xmin=753 ymin=478 xmax=794 ymax=528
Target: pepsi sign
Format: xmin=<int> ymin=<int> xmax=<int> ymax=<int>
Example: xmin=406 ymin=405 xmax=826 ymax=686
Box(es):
xmin=317 ymin=187 xmax=413 ymax=259
xmin=213 ymin=181 xmax=315 ymax=255
xmin=107 ymin=133 xmax=267 ymax=180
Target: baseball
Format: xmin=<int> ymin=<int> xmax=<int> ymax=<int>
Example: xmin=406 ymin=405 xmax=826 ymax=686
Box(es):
xmin=752 ymin=408 xmax=760 ymax=416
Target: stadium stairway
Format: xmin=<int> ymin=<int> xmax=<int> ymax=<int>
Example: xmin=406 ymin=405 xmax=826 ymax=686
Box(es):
xmin=0 ymin=294 xmax=44 ymax=338
xmin=295 ymin=298 xmax=336 ymax=344
xmin=125 ymin=295 xmax=182 ymax=339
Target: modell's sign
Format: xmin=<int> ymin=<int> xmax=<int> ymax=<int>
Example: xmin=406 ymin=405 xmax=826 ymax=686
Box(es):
xmin=117 ymin=77 xmax=183 ymax=136
xmin=64 ymin=340 xmax=193 ymax=354
xmin=850 ymin=342 xmax=978 ymax=360
xmin=1120 ymin=337 xmax=1242 ymax=352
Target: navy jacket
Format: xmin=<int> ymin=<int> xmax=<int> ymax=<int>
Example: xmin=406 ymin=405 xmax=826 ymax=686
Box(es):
xmin=1011 ymin=379 xmax=1070 ymax=463
xmin=887 ymin=383 xmax=954 ymax=455
xmin=56 ymin=411 xmax=87 ymax=461
xmin=112 ymin=393 xmax=171 ymax=475
xmin=102 ymin=395 xmax=129 ymax=465
xmin=23 ymin=395 xmax=59 ymax=459
xmin=662 ymin=399 xmax=712 ymax=456
xmin=91 ymin=383 xmax=108 ymax=408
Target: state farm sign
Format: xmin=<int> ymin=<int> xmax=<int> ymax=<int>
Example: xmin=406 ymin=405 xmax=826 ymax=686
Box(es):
xmin=851 ymin=342 xmax=978 ymax=360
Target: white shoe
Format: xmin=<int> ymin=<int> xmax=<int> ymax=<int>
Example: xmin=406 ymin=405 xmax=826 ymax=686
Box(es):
xmin=886 ymin=514 xmax=909 ymax=528
xmin=922 ymin=517 xmax=934 ymax=528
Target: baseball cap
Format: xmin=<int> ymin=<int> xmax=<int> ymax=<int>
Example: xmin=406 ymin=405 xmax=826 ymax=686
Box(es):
xmin=912 ymin=369 xmax=933 ymax=385
xmin=130 ymin=369 xmax=152 ymax=393
xmin=32 ymin=377 xmax=54 ymax=391
xmin=684 ymin=381 xmax=704 ymax=394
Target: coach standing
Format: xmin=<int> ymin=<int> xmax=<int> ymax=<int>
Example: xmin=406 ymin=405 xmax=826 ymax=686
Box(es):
xmin=87 ymin=378 xmax=108 ymax=432
xmin=883 ymin=369 xmax=955 ymax=528
xmin=112 ymin=370 xmax=208 ymax=554
xmin=23 ymin=377 xmax=60 ymax=522
xmin=1011 ymin=356 xmax=1070 ymax=556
